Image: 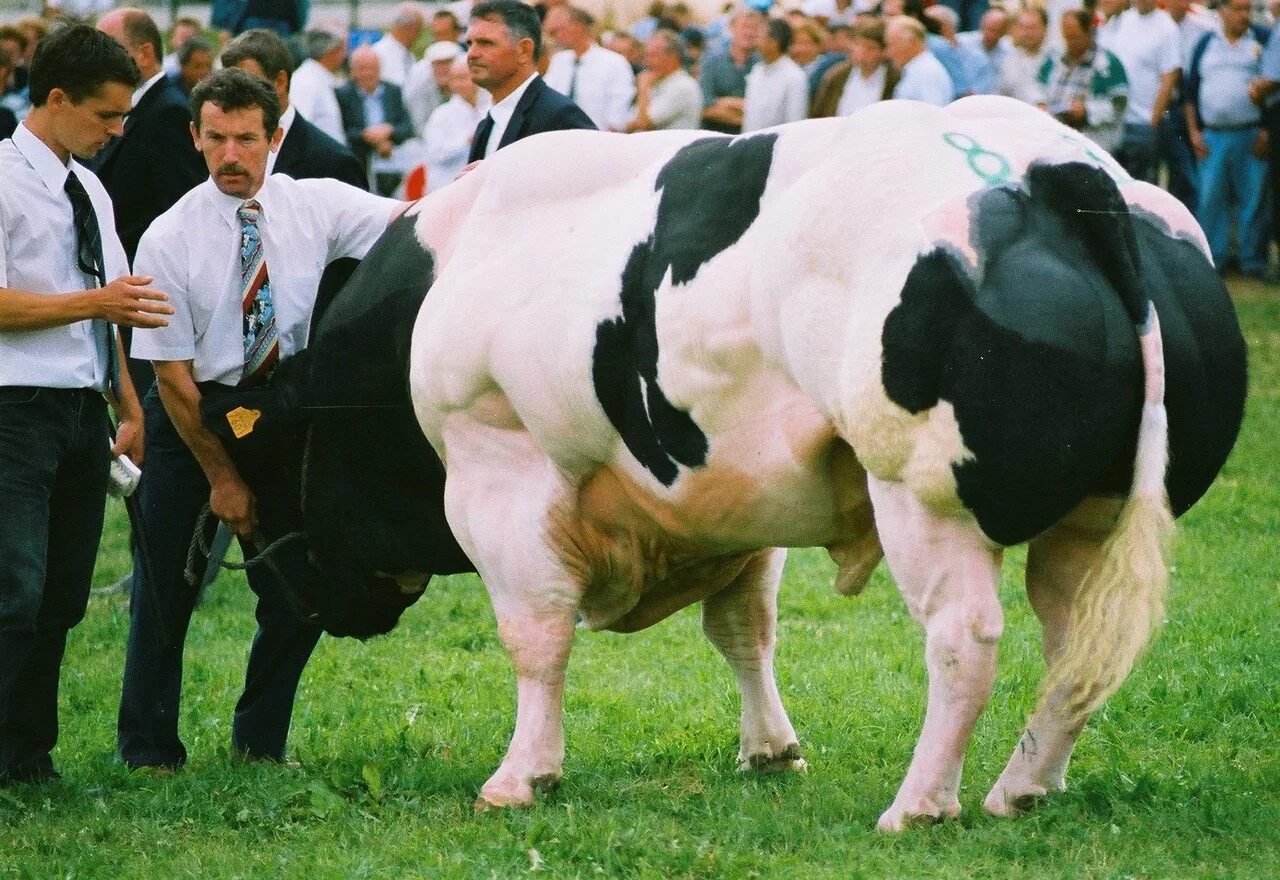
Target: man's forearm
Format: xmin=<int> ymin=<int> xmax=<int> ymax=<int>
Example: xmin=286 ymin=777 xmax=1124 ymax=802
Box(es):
xmin=0 ymin=286 xmax=96 ymax=331
xmin=1151 ymin=71 xmax=1178 ymax=125
xmin=154 ymin=362 xmax=242 ymax=487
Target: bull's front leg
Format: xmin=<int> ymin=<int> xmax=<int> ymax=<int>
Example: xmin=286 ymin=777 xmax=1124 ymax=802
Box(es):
xmin=867 ymin=476 xmax=1004 ymax=832
xmin=701 ymin=547 xmax=805 ymax=773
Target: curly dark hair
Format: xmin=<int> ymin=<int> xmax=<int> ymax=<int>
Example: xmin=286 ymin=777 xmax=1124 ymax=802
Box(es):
xmin=190 ymin=66 xmax=281 ymax=134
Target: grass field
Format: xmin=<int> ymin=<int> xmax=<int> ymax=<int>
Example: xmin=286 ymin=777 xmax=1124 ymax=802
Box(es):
xmin=1 ymin=284 xmax=1277 ymax=879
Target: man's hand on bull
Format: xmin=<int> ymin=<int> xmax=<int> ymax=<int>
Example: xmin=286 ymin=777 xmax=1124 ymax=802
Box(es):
xmin=210 ymin=474 xmax=257 ymax=537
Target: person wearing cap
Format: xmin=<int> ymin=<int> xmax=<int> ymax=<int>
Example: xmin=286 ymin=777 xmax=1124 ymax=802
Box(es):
xmin=405 ymin=39 xmax=464 ymax=134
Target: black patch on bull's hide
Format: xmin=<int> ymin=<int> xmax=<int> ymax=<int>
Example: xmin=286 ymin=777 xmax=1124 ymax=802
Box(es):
xmin=592 ymin=134 xmax=778 ymax=486
xmin=201 ymin=213 xmax=474 ymax=639
xmin=881 ymin=162 xmax=1246 ymax=546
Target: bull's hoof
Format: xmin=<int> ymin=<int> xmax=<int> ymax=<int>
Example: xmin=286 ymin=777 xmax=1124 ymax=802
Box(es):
xmin=474 ymin=771 xmax=562 ymax=811
xmin=983 ymin=782 xmax=1056 ymax=818
xmin=739 ymin=742 xmax=807 ymax=774
xmin=876 ymin=798 xmax=960 ymax=833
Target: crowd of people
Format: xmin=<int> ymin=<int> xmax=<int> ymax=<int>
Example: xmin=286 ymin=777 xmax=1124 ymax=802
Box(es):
xmin=0 ymin=0 xmax=1275 ymax=786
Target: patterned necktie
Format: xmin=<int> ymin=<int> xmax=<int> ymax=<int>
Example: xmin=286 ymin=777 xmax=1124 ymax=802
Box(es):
xmin=568 ymin=56 xmax=580 ymax=101
xmin=64 ymin=171 xmax=120 ymax=397
xmin=237 ymin=200 xmax=279 ymax=387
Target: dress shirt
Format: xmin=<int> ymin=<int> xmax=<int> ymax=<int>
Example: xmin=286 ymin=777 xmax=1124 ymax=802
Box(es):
xmin=424 ymin=93 xmax=491 ymax=192
xmin=373 ymin=35 xmax=415 ymax=88
xmin=265 ymin=104 xmax=297 ymax=176
xmin=996 ymin=46 xmax=1051 ymax=104
xmin=0 ymin=124 xmax=127 ymax=389
xmin=893 ymin=51 xmax=956 ymax=106
xmin=645 ymin=69 xmax=704 ymax=129
xmin=544 ymin=44 xmax=636 ymax=131
xmin=836 ymin=65 xmax=885 ymax=116
xmin=742 ymin=55 xmax=810 ymax=131
xmin=290 ymin=58 xmax=346 ymax=144
xmin=133 ymin=70 xmax=167 ymax=109
xmin=484 ymin=73 xmax=538 ymax=159
xmin=131 ymin=175 xmax=399 ymax=385
xmin=1098 ymin=8 xmax=1181 ymax=124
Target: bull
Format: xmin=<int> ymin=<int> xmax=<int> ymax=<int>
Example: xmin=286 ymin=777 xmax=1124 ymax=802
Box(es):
xmin=216 ymin=96 xmax=1247 ymax=829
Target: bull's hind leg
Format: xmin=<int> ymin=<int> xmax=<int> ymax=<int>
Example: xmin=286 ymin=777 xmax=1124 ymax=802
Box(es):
xmin=700 ymin=547 xmax=805 ymax=773
xmin=984 ymin=520 xmax=1104 ymax=816
xmin=440 ymin=417 xmax=580 ymax=810
xmin=867 ymin=476 xmax=1004 ymax=832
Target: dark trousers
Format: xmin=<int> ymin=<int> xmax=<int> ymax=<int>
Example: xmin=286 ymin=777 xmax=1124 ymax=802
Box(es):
xmin=117 ymin=387 xmax=321 ymax=768
xmin=1116 ymin=122 xmax=1159 ymax=184
xmin=1160 ymin=109 xmax=1198 ymax=211
xmin=0 ymin=387 xmax=109 ymax=781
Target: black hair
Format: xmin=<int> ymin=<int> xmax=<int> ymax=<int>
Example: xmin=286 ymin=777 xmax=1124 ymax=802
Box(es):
xmin=767 ymin=18 xmax=793 ymax=53
xmin=190 ymin=66 xmax=281 ymax=134
xmin=178 ymin=36 xmax=213 ymax=67
xmin=221 ymin=28 xmax=296 ymax=87
xmin=28 ymin=23 xmax=141 ymax=107
xmin=471 ymin=0 xmax=542 ymax=58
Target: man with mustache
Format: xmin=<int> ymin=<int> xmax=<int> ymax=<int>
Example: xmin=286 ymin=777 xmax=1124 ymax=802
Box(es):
xmin=117 ymin=68 xmax=402 ymax=772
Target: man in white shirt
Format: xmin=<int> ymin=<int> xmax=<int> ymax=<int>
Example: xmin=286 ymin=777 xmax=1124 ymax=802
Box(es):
xmin=886 ymin=15 xmax=956 ymax=105
xmin=743 ymin=18 xmax=809 ymax=131
xmin=0 ymin=24 xmax=171 ymax=787
xmin=289 ymin=29 xmax=348 ymax=145
xmin=464 ymin=0 xmax=595 ymax=164
xmin=543 ymin=6 xmax=636 ymax=132
xmin=118 ymin=68 xmax=401 ymax=772
xmin=995 ymin=7 xmax=1050 ymax=104
xmin=373 ymin=3 xmax=426 ymax=88
xmin=1097 ymin=0 xmax=1182 ymax=182
xmin=1163 ymin=0 xmax=1218 ymax=208
xmin=626 ymin=29 xmax=704 ymax=130
xmin=425 ymin=56 xmax=491 ymax=190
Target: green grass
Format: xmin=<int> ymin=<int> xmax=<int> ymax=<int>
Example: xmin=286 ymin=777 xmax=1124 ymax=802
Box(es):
xmin=2 ymin=286 xmax=1278 ymax=879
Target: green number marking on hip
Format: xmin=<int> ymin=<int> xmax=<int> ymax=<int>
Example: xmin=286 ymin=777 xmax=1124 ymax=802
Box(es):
xmin=943 ymin=132 xmax=1012 ymax=185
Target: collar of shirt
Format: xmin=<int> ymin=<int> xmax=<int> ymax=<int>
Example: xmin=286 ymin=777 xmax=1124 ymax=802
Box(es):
xmin=12 ymin=122 xmax=72 ymax=198
xmin=133 ymin=69 xmax=167 ymax=108
xmin=489 ymin=72 xmax=538 ymax=129
xmin=210 ymin=174 xmax=276 ymax=232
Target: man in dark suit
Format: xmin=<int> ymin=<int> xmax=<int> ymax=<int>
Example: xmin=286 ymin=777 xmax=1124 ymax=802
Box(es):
xmin=336 ymin=46 xmax=416 ymax=195
xmin=93 ymin=8 xmax=207 ymax=396
xmin=466 ymin=0 xmax=596 ymax=164
xmin=221 ymin=29 xmax=366 ymax=189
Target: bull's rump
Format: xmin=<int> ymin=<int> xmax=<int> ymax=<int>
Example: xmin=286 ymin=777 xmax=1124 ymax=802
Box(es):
xmin=410 ymin=97 xmax=1245 ymax=548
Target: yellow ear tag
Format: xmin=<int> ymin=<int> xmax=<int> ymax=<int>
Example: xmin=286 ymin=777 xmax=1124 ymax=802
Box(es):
xmin=226 ymin=406 xmax=262 ymax=439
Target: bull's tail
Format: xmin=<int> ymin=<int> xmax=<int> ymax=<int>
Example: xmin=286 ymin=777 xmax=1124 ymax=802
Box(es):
xmin=1038 ymin=303 xmax=1174 ymax=722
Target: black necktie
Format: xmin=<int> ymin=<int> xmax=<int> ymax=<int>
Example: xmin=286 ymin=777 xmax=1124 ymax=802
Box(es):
xmin=473 ymin=112 xmax=495 ymax=159
xmin=65 ymin=172 xmax=120 ymax=397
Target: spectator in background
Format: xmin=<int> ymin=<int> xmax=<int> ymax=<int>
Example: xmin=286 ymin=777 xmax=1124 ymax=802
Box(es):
xmin=627 ymin=28 xmax=703 ymax=130
xmin=405 ymin=39 xmax=462 ymax=134
xmin=544 ymin=6 xmax=636 ymax=131
xmin=0 ymin=26 xmax=30 ymax=108
xmin=424 ymin=55 xmax=490 ymax=190
xmin=806 ymin=21 xmax=850 ymax=96
xmin=681 ymin=26 xmax=706 ymax=76
xmin=789 ymin=18 xmax=828 ymax=83
xmin=432 ymin=9 xmax=465 ymax=46
xmin=886 ymin=14 xmax=954 ymax=105
xmin=173 ymin=38 xmax=214 ymax=95
xmin=337 ymin=45 xmax=416 ymax=194
xmin=290 ymin=29 xmax=347 ymax=145
xmin=1163 ymin=0 xmax=1218 ymax=209
xmin=235 ymin=0 xmax=306 ymax=37
xmin=1039 ymin=9 xmax=1128 ymax=153
xmin=223 ymin=28 xmax=366 ymax=188
xmin=811 ymin=19 xmax=898 ymax=117
xmin=924 ymin=4 xmax=985 ymax=95
xmin=374 ymin=3 xmax=426 ymax=87
xmin=631 ymin=2 xmax=668 ymax=42
xmin=1184 ymin=0 xmax=1271 ymax=278
xmin=1097 ymin=0 xmax=1180 ymax=182
xmin=699 ymin=7 xmax=762 ymax=133
xmin=743 ymin=18 xmax=808 ymax=131
xmin=996 ymin=7 xmax=1050 ymax=104
xmin=0 ymin=47 xmax=16 ymax=139
xmin=162 ymin=17 xmax=203 ymax=77
xmin=608 ymin=32 xmax=645 ymax=74
xmin=958 ymin=9 xmax=1010 ymax=94
xmin=1255 ymin=8 xmax=1280 ymax=268
xmin=802 ymin=0 xmax=858 ymax=29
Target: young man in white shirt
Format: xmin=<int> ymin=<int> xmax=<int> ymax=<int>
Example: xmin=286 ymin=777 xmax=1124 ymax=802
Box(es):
xmin=743 ymin=18 xmax=810 ymax=131
xmin=543 ymin=5 xmax=636 ymax=132
xmin=0 ymin=24 xmax=172 ymax=787
xmin=118 ymin=68 xmax=402 ymax=771
xmin=1097 ymin=0 xmax=1182 ymax=181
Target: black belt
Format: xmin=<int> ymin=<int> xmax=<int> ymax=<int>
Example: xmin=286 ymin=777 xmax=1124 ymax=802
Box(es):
xmin=1203 ymin=122 xmax=1261 ymax=132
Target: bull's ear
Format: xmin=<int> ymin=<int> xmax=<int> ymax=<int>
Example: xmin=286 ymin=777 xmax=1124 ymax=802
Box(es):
xmin=881 ymin=248 xmax=976 ymax=415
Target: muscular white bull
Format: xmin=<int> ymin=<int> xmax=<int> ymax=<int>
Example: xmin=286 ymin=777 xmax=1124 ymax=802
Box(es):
xmin=390 ymin=97 xmax=1245 ymax=829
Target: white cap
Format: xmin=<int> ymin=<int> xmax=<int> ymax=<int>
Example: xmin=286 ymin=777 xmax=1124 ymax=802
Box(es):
xmin=425 ymin=41 xmax=462 ymax=62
